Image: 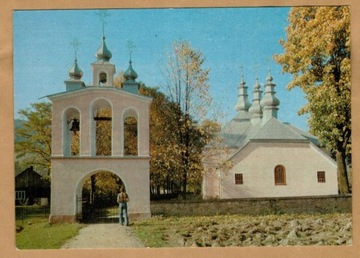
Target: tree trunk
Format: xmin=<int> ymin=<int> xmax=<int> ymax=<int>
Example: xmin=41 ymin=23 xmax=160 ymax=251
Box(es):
xmin=336 ymin=150 xmax=350 ymax=194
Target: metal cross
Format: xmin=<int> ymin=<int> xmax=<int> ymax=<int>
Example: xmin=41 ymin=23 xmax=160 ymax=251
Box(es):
xmin=70 ymin=38 xmax=81 ymax=59
xmin=239 ymin=64 xmax=245 ymax=82
xmin=239 ymin=64 xmax=244 ymax=76
xmin=253 ymin=63 xmax=260 ymax=79
xmin=96 ymin=10 xmax=111 ymax=36
xmin=127 ymin=40 xmax=136 ymax=60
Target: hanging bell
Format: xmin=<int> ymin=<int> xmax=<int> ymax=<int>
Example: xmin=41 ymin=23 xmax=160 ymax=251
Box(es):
xmin=70 ymin=118 xmax=80 ymax=133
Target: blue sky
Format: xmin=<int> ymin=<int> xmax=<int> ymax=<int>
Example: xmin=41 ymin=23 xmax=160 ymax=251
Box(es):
xmin=13 ymin=7 xmax=309 ymax=130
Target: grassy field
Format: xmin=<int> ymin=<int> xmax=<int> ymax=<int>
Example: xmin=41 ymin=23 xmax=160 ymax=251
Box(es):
xmin=16 ymin=206 xmax=84 ymax=249
xmin=16 ymin=206 xmax=352 ymax=248
xmin=132 ymin=213 xmax=352 ymax=247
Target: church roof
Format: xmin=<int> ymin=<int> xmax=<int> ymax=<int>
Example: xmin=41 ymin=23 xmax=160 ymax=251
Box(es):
xmin=216 ymin=70 xmax=321 ymax=150
xmin=251 ymin=117 xmax=308 ymax=142
xmin=219 ymin=116 xmax=319 ymax=150
xmin=217 ymin=115 xmax=322 ymax=162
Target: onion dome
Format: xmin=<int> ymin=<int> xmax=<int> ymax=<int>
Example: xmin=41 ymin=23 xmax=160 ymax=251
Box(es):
xmin=235 ymin=76 xmax=251 ymax=112
xmin=260 ymin=69 xmax=280 ymax=120
xmin=68 ymin=58 xmax=83 ymax=80
xmin=123 ymin=60 xmax=138 ymax=82
xmin=260 ymin=69 xmax=280 ymax=107
xmin=249 ymin=77 xmax=263 ymax=117
xmin=96 ymin=36 xmax=112 ymax=61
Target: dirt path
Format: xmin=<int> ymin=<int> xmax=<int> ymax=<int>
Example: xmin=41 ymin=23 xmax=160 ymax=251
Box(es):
xmin=61 ymin=224 xmax=146 ymax=249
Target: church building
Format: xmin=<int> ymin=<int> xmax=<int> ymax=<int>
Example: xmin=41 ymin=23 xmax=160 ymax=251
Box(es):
xmin=202 ymin=71 xmax=338 ymax=199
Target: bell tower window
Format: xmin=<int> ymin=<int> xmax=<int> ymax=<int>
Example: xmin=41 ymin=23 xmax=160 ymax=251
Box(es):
xmin=124 ymin=116 xmax=138 ymax=156
xmin=99 ymin=72 xmax=107 ymax=85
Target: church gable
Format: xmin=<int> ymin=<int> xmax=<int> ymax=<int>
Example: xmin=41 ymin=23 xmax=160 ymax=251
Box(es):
xmin=48 ymin=87 xmax=152 ymax=106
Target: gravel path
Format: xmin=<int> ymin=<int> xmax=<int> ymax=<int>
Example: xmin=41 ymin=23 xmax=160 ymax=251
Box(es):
xmin=61 ymin=224 xmax=146 ymax=249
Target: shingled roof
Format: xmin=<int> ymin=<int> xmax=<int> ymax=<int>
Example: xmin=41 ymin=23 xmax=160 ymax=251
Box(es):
xmin=219 ymin=116 xmax=319 ymax=149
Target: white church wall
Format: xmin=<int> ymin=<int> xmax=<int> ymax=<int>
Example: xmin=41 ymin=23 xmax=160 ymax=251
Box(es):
xmin=220 ymin=142 xmax=338 ymax=199
xmin=202 ymin=147 xmax=237 ymax=199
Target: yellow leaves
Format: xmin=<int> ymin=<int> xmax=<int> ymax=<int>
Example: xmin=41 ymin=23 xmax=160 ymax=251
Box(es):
xmin=275 ymin=6 xmax=351 ymax=159
xmin=275 ymin=6 xmax=350 ymax=80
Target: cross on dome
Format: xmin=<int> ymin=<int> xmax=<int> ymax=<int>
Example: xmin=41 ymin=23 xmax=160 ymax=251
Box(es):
xmin=68 ymin=38 xmax=83 ymax=79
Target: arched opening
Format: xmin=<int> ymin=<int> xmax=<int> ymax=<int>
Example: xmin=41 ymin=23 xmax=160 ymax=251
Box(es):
xmin=274 ymin=165 xmax=286 ymax=185
xmin=78 ymin=170 xmax=125 ymax=223
xmin=63 ymin=107 xmax=80 ymax=156
xmin=90 ymin=99 xmax=112 ymax=156
xmin=123 ymin=108 xmax=138 ymax=156
xmin=124 ymin=117 xmax=138 ymax=156
xmin=99 ymin=72 xmax=107 ymax=86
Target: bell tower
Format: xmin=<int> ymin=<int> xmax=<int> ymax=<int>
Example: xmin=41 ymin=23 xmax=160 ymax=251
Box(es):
xmin=48 ymin=32 xmax=152 ymax=223
xmin=91 ymin=36 xmax=115 ymax=86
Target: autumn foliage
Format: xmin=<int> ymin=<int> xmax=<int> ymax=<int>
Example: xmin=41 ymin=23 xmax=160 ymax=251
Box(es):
xmin=274 ymin=6 xmax=351 ymax=193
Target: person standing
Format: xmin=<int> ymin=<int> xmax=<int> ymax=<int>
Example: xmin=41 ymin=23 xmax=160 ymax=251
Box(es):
xmin=117 ymin=187 xmax=129 ymax=226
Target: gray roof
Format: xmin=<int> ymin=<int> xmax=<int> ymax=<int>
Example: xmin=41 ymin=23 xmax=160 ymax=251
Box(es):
xmin=214 ymin=114 xmax=322 ymax=162
xmin=218 ymin=114 xmax=319 ymax=149
xmin=251 ymin=117 xmax=308 ymax=142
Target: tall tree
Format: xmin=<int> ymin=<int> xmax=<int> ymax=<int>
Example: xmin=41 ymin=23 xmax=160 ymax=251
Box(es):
xmin=274 ymin=6 xmax=351 ymax=193
xmin=15 ymin=102 xmax=52 ymax=177
xmin=139 ymin=86 xmax=183 ymax=195
xmin=163 ymin=41 xmax=212 ymax=194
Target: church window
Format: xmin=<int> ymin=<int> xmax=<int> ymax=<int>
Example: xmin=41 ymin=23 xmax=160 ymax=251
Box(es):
xmin=317 ymin=171 xmax=326 ymax=183
xmin=235 ymin=173 xmax=243 ymax=184
xmin=274 ymin=165 xmax=286 ymax=185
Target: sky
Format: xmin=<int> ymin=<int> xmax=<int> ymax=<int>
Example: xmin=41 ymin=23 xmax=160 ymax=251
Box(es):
xmin=13 ymin=7 xmax=309 ymax=131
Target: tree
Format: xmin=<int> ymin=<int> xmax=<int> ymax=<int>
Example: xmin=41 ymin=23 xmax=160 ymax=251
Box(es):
xmin=139 ymin=86 xmax=182 ymax=195
xmin=274 ymin=6 xmax=351 ymax=193
xmin=82 ymin=171 xmax=123 ymax=206
xmin=163 ymin=41 xmax=213 ymax=194
xmin=15 ymin=102 xmax=52 ymax=177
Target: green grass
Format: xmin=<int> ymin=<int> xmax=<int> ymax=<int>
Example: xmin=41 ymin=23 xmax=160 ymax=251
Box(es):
xmin=132 ymin=215 xmax=201 ymax=247
xmin=16 ymin=206 xmax=84 ymax=249
xmin=132 ymin=216 xmax=173 ymax=247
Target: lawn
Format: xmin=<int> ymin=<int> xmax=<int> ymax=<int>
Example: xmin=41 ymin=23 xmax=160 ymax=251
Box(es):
xmin=15 ymin=205 xmax=352 ymax=249
xmin=132 ymin=213 xmax=352 ymax=247
xmin=16 ymin=206 xmax=84 ymax=249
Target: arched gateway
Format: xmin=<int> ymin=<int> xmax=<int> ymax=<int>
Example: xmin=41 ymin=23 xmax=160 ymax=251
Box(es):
xmin=47 ymin=35 xmax=152 ymax=223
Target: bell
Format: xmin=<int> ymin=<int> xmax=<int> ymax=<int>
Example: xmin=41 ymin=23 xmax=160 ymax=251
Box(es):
xmin=70 ymin=118 xmax=80 ymax=133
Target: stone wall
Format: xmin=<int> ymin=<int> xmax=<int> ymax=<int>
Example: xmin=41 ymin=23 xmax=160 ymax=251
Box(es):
xmin=150 ymin=195 xmax=351 ymax=217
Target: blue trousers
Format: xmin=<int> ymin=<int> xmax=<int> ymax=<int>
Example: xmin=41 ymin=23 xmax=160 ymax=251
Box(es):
xmin=119 ymin=202 xmax=129 ymax=226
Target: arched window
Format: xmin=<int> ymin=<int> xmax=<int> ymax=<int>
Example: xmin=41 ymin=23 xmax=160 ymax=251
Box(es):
xmin=63 ymin=108 xmax=80 ymax=157
xmin=95 ymin=107 xmax=112 ymax=156
xmin=274 ymin=165 xmax=286 ymax=185
xmin=124 ymin=116 xmax=138 ymax=156
xmin=90 ymin=99 xmax=112 ymax=156
xmin=99 ymin=72 xmax=107 ymax=85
